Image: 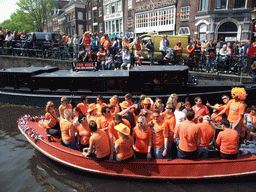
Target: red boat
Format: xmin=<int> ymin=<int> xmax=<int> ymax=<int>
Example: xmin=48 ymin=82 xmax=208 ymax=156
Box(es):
xmin=18 ymin=115 xmax=256 ymax=180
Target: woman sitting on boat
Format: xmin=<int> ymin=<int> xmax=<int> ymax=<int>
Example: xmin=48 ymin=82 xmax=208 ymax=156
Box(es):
xmin=132 ymin=116 xmax=152 ymax=160
xmin=77 ymin=114 xmax=91 ymax=152
xmin=82 ymin=120 xmax=111 ymax=161
xmin=45 ymin=101 xmax=61 ymax=139
xmin=59 ymin=97 xmax=73 ymax=119
xmin=114 ymin=123 xmax=134 ymax=162
xmin=60 ymin=109 xmax=78 ymax=150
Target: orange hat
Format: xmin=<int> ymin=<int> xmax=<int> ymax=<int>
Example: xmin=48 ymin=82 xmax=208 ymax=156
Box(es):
xmin=143 ymin=98 xmax=151 ymax=105
xmin=213 ymin=104 xmax=220 ymax=112
xmin=185 ymin=101 xmax=190 ymax=105
xmin=120 ymin=101 xmax=130 ymax=109
xmin=114 ymin=123 xmax=130 ymax=135
xmin=87 ymin=103 xmax=98 ymax=113
xmin=83 ymin=31 xmax=90 ymax=35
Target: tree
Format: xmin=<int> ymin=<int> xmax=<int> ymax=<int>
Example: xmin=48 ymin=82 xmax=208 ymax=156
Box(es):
xmin=16 ymin=0 xmax=55 ymax=32
xmin=0 ymin=10 xmax=35 ymax=32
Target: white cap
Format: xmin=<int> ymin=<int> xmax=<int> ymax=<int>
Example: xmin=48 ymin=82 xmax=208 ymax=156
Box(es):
xmin=203 ymin=115 xmax=211 ymax=121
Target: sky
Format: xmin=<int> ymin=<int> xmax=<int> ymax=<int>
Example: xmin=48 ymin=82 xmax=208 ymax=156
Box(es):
xmin=0 ymin=0 xmax=20 ymax=24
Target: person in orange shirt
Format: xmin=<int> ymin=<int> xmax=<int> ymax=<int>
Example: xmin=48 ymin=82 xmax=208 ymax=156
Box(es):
xmin=162 ymin=103 xmax=176 ymax=158
xmin=174 ymin=41 xmax=183 ymax=61
xmin=60 ymin=109 xmax=77 ymax=150
xmin=109 ymin=114 xmax=131 ymax=160
xmin=77 ymin=95 xmax=89 ymax=115
xmin=186 ymin=44 xmax=195 ymax=60
xmin=216 ymin=119 xmax=240 ymax=159
xmin=87 ymin=103 xmax=99 ymax=123
xmin=100 ymin=34 xmax=106 ymax=46
xmin=174 ymin=109 xmax=202 ymax=159
xmin=134 ymin=53 xmax=144 ymax=67
xmin=103 ymin=36 xmax=110 ymax=51
xmin=122 ymin=36 xmax=129 ymax=50
xmin=80 ymin=31 xmax=91 ymax=51
xmin=149 ymin=110 xmax=169 ymax=159
xmin=192 ymin=96 xmax=210 ymax=124
xmin=132 ymin=116 xmax=152 ymax=159
xmin=207 ymin=94 xmax=230 ymax=120
xmin=77 ymin=114 xmax=91 ymax=151
xmin=96 ymin=106 xmax=113 ymax=136
xmin=59 ymin=97 xmax=73 ymax=119
xmin=210 ymin=104 xmax=223 ymax=124
xmin=114 ymin=123 xmax=134 ymax=162
xmin=72 ymin=107 xmax=82 ymax=129
xmin=96 ymin=95 xmax=107 ymax=116
xmin=109 ymin=95 xmax=121 ymax=115
xmin=125 ymin=93 xmax=134 ymax=107
xmin=82 ymin=120 xmax=110 ymax=161
xmin=212 ymin=87 xmax=246 ymax=137
xmin=97 ymin=47 xmax=106 ymax=70
xmin=44 ymin=101 xmax=61 ymax=139
xmin=197 ymin=115 xmax=215 ymax=158
xmin=134 ymin=36 xmax=142 ymax=56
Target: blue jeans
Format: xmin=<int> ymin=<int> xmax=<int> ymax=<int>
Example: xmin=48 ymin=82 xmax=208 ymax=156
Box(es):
xmin=166 ymin=140 xmax=173 ymax=159
xmin=206 ymin=57 xmax=214 ymax=71
xmin=153 ymin=146 xmax=164 ymax=159
xmin=63 ymin=139 xmax=78 ymax=150
xmin=177 ymin=147 xmax=197 ymax=159
xmin=197 ymin=146 xmax=209 ymax=159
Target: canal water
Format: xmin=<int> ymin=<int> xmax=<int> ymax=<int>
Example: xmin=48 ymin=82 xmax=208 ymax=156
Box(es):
xmin=1 ymin=103 xmax=256 ymax=192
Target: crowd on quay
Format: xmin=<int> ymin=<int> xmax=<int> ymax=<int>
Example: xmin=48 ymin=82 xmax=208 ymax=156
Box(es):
xmin=1 ymin=27 xmax=256 ymax=75
xmin=42 ymin=87 xmax=256 ymax=161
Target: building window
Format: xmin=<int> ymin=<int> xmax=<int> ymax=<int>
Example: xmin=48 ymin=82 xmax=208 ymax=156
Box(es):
xmin=89 ymin=25 xmax=92 ymax=32
xmin=106 ymin=4 xmax=110 ymax=15
xmin=198 ymin=23 xmax=207 ymax=41
xmin=93 ymin=25 xmax=98 ymax=33
xmin=78 ymin=24 xmax=83 ymax=36
xmin=78 ymin=12 xmax=83 ymax=20
xmin=117 ymin=0 xmax=122 ymax=12
xmin=181 ymin=6 xmax=190 ymax=21
xmin=88 ymin=11 xmax=91 ymax=20
xmin=99 ymin=7 xmax=102 ymax=17
xmin=215 ymin=0 xmax=227 ymax=9
xmin=111 ymin=2 xmax=115 ymax=13
xmin=199 ymin=0 xmax=208 ymax=11
xmin=99 ymin=23 xmax=103 ymax=32
xmin=178 ymin=27 xmax=190 ymax=35
xmin=234 ymin=0 xmax=246 ymax=8
xmin=128 ymin=0 xmax=132 ymax=9
xmin=93 ymin=10 xmax=97 ymax=23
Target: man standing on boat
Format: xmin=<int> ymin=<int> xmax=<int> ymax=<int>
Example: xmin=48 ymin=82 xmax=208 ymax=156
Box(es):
xmin=216 ymin=119 xmax=239 ymax=159
xmin=192 ymin=96 xmax=210 ymax=124
xmin=174 ymin=109 xmax=202 ymax=159
xmin=197 ymin=115 xmax=215 ymax=159
xmin=96 ymin=106 xmax=113 ymax=137
xmin=212 ymin=87 xmax=246 ymax=137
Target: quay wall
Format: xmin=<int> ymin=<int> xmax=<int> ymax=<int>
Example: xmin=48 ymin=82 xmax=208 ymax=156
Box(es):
xmin=0 ymin=55 xmax=72 ymax=70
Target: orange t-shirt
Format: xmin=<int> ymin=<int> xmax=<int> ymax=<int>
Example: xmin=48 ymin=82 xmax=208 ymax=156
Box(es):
xmin=96 ymin=102 xmax=107 ymax=115
xmin=103 ymin=40 xmax=110 ymax=50
xmin=87 ymin=115 xmax=98 ymax=123
xmin=192 ymin=105 xmax=209 ymax=124
xmin=135 ymin=39 xmax=142 ymax=51
xmin=174 ymin=120 xmax=202 ymax=152
xmin=122 ymin=40 xmax=129 ymax=48
xmin=132 ymin=126 xmax=153 ymax=153
xmin=60 ymin=119 xmax=75 ymax=143
xmin=109 ymin=119 xmax=131 ymax=140
xmin=76 ymin=124 xmax=91 ymax=145
xmin=89 ymin=129 xmax=110 ymax=158
xmin=45 ymin=111 xmax=57 ymax=128
xmin=211 ymin=112 xmax=222 ymax=124
xmin=152 ymin=120 xmax=168 ymax=149
xmin=59 ymin=104 xmax=73 ymax=119
xmin=115 ymin=135 xmax=134 ymax=160
xmin=226 ymin=99 xmax=246 ymax=124
xmin=77 ymin=103 xmax=89 ymax=115
xmin=164 ymin=114 xmax=176 ymax=142
xmin=216 ymin=128 xmax=239 ymax=154
xmin=96 ymin=115 xmax=113 ymax=136
xmin=198 ymin=122 xmax=214 ymax=148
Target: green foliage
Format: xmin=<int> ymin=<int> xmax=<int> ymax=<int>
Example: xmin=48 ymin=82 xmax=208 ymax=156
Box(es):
xmin=16 ymin=0 xmax=55 ymax=32
xmin=0 ymin=10 xmax=35 ymax=32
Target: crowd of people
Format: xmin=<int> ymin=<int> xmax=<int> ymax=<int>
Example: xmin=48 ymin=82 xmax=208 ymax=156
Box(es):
xmin=41 ymin=87 xmax=256 ymax=162
xmin=1 ymin=27 xmax=256 ymax=73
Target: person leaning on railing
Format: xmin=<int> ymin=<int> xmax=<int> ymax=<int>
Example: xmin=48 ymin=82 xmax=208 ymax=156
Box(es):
xmin=205 ymin=40 xmax=216 ymax=72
